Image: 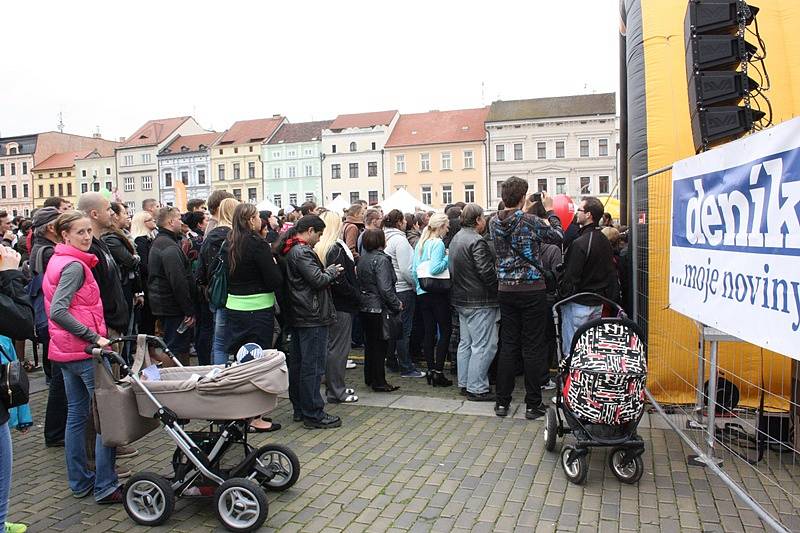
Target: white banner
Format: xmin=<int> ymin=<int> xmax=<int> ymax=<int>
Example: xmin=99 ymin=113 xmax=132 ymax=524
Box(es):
xmin=670 ymin=117 xmax=800 ymax=360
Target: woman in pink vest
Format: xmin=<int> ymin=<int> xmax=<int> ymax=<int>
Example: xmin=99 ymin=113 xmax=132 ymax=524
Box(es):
xmin=43 ymin=211 xmax=121 ymax=504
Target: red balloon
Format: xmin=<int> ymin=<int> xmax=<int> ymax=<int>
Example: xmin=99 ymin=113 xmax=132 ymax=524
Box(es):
xmin=552 ymin=194 xmax=576 ymax=230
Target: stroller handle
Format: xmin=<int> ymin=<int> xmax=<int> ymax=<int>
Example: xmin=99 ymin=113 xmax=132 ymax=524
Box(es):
xmin=103 ymin=335 xmax=184 ymax=368
xmin=85 ymin=345 xmax=129 ymax=370
xmin=552 ymin=292 xmax=626 ymax=318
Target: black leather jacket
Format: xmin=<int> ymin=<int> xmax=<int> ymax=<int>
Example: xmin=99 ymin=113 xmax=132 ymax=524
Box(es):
xmin=147 ymin=229 xmax=194 ymax=317
xmin=448 ymin=227 xmax=498 ymax=308
xmin=357 ymin=250 xmax=402 ymax=314
xmin=285 ymin=242 xmax=338 ymax=327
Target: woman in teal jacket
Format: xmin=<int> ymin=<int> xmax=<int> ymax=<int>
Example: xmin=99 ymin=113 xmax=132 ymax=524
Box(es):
xmin=411 ymin=214 xmax=452 ymax=387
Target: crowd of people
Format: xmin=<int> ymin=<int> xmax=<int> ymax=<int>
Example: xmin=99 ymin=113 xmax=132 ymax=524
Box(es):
xmin=0 ymin=174 xmax=630 ymax=528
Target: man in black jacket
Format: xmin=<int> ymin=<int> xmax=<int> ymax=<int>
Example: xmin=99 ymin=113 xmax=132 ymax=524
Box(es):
xmin=283 ymin=215 xmax=343 ymax=429
xmin=559 ymin=196 xmax=619 ymax=356
xmin=449 ymin=204 xmax=498 ymax=402
xmin=148 ymin=207 xmax=195 ymax=365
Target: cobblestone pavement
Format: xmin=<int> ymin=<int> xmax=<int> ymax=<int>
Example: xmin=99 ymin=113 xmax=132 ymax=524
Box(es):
xmin=9 ymin=364 xmax=764 ymax=532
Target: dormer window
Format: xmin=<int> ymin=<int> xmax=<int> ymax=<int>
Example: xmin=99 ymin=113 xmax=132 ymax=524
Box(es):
xmin=181 ymin=146 xmax=189 ymax=152
xmin=350 ymin=142 xmax=357 ymax=152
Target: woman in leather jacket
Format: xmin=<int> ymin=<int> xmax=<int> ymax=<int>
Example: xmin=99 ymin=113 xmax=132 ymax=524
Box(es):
xmin=357 ymin=229 xmax=402 ymax=392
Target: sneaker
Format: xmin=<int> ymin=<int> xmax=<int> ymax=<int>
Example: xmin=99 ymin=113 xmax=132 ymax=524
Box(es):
xmin=116 ymin=445 xmax=139 ymax=458
xmin=466 ymin=391 xmax=496 ymax=402
xmin=525 ymin=404 xmax=547 ymax=420
xmin=400 ymin=370 xmax=426 ymax=378
xmin=541 ymin=379 xmax=556 ymax=391
xmin=96 ymin=487 xmax=124 ymax=505
xmin=346 ymin=360 xmax=357 ymax=369
xmin=73 ymin=486 xmax=92 ymax=499
xmin=116 ymin=467 xmax=132 ymax=479
xmin=5 ymin=522 xmax=27 ymax=533
xmin=494 ymin=404 xmax=509 ymax=417
xmin=304 ymin=413 xmax=342 ymax=429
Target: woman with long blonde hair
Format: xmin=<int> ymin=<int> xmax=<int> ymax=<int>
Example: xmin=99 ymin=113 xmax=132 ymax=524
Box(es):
xmin=131 ymin=210 xmax=158 ymax=335
xmin=411 ymin=213 xmax=452 ymax=387
xmin=314 ymin=211 xmax=360 ymax=403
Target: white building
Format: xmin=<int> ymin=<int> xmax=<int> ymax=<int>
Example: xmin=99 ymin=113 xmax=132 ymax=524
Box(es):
xmin=158 ymin=132 xmax=221 ymax=206
xmin=321 ymin=110 xmax=399 ymax=206
xmin=75 ymin=147 xmax=118 ymax=196
xmin=485 ymin=93 xmax=618 ymax=204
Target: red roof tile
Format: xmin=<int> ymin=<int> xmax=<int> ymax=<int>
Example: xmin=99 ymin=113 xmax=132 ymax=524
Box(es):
xmin=267 ymin=120 xmax=333 ymax=145
xmin=32 ymin=150 xmax=94 ymax=171
xmin=161 ymin=132 xmax=222 ymax=154
xmin=328 ymin=111 xmax=398 ymax=130
xmin=119 ymin=116 xmax=192 ymax=148
xmin=216 ymin=117 xmax=285 ymax=145
xmin=385 ymin=107 xmax=489 ymax=148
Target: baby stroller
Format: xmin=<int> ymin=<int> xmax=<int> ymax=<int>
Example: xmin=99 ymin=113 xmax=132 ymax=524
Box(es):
xmin=89 ymin=334 xmax=299 ymax=532
xmin=543 ymin=293 xmax=647 ymax=485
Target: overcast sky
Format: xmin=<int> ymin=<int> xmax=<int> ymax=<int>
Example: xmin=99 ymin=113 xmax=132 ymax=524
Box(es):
xmin=1 ymin=0 xmax=620 ymax=141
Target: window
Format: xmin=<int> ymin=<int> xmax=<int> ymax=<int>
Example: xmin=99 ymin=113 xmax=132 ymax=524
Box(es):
xmin=10 ymin=164 xmax=15 ymax=175
xmin=371 ymin=142 xmax=376 ymax=150
xmin=248 ymin=162 xmax=255 ymax=179
xmin=513 ymin=143 xmax=523 ymax=161
xmin=218 ymin=164 xmax=225 ymax=180
xmin=580 ymin=140 xmax=589 ymax=157
xmin=0 ymin=165 xmax=3 ymax=176
xmin=272 ymin=150 xmax=281 ymax=159
xmin=368 ymin=190 xmax=378 ymax=205
xmin=234 ymin=147 xmax=238 ymax=154
xmin=273 ymin=194 xmax=282 ymax=208
xmin=331 ymin=144 xmax=337 ymax=153
xmin=23 ymin=184 xmax=28 ymax=197
xmin=421 ymin=186 xmax=432 ymax=205
xmin=142 ymin=175 xmax=152 ymax=191
xmin=58 ymin=172 xmax=63 ymax=178
xmin=368 ymin=161 xmax=377 ymax=177
xmin=420 ymin=153 xmax=431 ymax=172
xmin=464 ymin=184 xmax=475 ymax=203
xmin=164 ymin=172 xmax=173 ymax=187
xmin=249 ymin=146 xmax=253 ymax=153
xmin=537 ymin=178 xmax=548 ymax=192
xmin=580 ymin=176 xmax=591 ymax=194
xmin=248 ymin=188 xmax=257 ymax=202
xmin=106 ymin=167 xmax=111 ymax=175
xmin=67 ymin=183 xmax=72 ymax=196
xmin=126 ymin=201 xmax=135 ymax=213
xmin=22 ymin=162 xmax=27 ymax=174
xmin=49 ymin=184 xmax=55 ymax=196
xmin=556 ymin=177 xmax=566 ymax=194
xmin=331 ymin=164 xmax=341 ymax=179
xmin=198 ymin=169 xmax=206 ymax=184
xmin=599 ymin=139 xmax=609 ymax=156
xmin=105 ymin=181 xmax=113 ymax=191
xmin=82 ymin=169 xmax=87 ymax=177
xmin=37 ymin=185 xmax=43 ymax=198
xmin=463 ymin=150 xmax=474 ymax=169
xmin=181 ymin=171 xmax=188 ymax=185
xmin=395 ymin=154 xmax=406 ymax=173
xmin=289 ymin=193 xmax=298 ymax=205
xmin=288 ymin=150 xmax=296 ymax=158
xmin=349 ymin=191 xmax=360 ymax=204
xmin=142 ymin=153 xmax=151 ymax=164
xmin=349 ymin=142 xmax=357 ymax=152
xmin=332 ymin=192 xmax=341 ymax=199
xmin=556 ymin=141 xmax=565 ymax=158
xmin=304 ymin=164 xmax=313 ymax=177
xmin=124 ymin=155 xmax=134 ymax=166
xmin=93 ymin=182 xmax=100 ymax=192
xmin=288 ymin=166 xmax=297 ymax=178
xmin=1 ymin=186 xmax=5 ymax=198
xmin=496 ymin=181 xmax=503 ymax=198
xmin=441 ymin=151 xmax=452 ymax=170
xmin=349 ymin=163 xmax=358 ymax=179
xmin=58 ymin=184 xmax=64 ymax=196
xmin=81 ymin=183 xmax=88 ymax=194
xmin=304 ymin=148 xmax=313 ymax=157
xmin=599 ymin=175 xmax=610 ymax=194
xmin=537 ymin=142 xmax=546 ymax=160
xmin=273 ymin=167 xmax=282 ymax=179
xmin=442 ymin=184 xmax=452 ymax=204
xmin=233 ymin=163 xmax=240 ymax=179
xmin=219 ymin=149 xmax=223 ymax=155
xmin=495 ymin=145 xmax=505 ymax=162
xmin=306 ymin=192 xmax=314 ymax=202
xmin=233 ymin=188 xmax=242 ymax=201
xmin=50 ymin=173 xmax=54 ymax=179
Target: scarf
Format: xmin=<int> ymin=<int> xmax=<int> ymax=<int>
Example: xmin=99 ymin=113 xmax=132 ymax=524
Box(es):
xmin=282 ymin=236 xmax=307 ymax=255
xmin=337 ymin=239 xmax=354 ymax=262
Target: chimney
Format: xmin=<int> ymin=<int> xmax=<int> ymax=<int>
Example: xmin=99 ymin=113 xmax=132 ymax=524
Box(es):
xmin=272 ymin=114 xmax=281 ymax=119
xmin=93 ymin=133 xmax=102 ymax=139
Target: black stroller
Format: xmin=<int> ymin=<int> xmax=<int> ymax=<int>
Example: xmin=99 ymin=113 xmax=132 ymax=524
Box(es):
xmin=544 ymin=293 xmax=647 ymax=485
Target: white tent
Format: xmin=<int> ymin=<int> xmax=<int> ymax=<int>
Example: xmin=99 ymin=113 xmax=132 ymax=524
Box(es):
xmin=324 ymin=194 xmax=350 ymax=214
xmin=379 ymin=188 xmax=433 ymax=213
xmin=256 ymin=199 xmax=281 ymax=213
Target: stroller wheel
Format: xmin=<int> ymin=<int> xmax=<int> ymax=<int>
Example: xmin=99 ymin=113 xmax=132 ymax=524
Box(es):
xmin=543 ymin=408 xmax=558 ymax=452
xmin=254 ymin=444 xmax=301 ymax=491
xmin=214 ymin=477 xmax=268 ymax=532
xmin=608 ymin=447 xmax=644 ymax=484
xmin=561 ymin=446 xmax=589 ymax=485
xmin=123 ymin=472 xmax=175 ymax=526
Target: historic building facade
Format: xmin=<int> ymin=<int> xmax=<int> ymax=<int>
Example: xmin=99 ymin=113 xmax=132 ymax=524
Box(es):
xmin=158 ymin=132 xmax=221 ymax=206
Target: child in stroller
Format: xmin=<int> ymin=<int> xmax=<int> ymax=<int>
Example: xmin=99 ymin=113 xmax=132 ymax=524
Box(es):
xmin=89 ymin=335 xmax=299 ymax=532
xmin=543 ymin=293 xmax=647 ymax=485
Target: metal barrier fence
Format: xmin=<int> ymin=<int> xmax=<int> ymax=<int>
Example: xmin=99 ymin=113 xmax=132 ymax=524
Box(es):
xmin=631 ymin=166 xmax=800 ymax=533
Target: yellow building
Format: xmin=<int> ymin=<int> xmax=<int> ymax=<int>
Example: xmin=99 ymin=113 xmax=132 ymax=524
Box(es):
xmin=32 ymin=150 xmax=94 ymax=208
xmin=211 ymin=116 xmax=286 ymax=204
xmin=385 ymin=108 xmax=489 ymax=209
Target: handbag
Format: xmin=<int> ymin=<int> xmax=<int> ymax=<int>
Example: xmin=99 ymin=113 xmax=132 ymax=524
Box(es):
xmin=0 ymin=346 xmax=29 ymax=409
xmin=416 ymin=260 xmax=451 ymax=293
xmin=380 ymin=309 xmax=402 ymax=341
xmin=208 ymin=240 xmax=229 ymax=309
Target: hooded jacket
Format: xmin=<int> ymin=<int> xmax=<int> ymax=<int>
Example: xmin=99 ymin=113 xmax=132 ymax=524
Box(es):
xmin=489 ymin=209 xmax=564 ymax=291
xmin=383 ymin=228 xmax=415 ymax=293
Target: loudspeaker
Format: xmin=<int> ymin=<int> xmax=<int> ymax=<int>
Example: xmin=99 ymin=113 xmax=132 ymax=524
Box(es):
xmin=688 ymin=70 xmax=757 ymax=108
xmin=691 ymin=106 xmax=766 ymax=148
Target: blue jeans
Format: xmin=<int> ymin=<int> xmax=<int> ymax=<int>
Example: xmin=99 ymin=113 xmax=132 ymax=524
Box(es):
xmin=288 ymin=326 xmax=328 ymax=421
xmin=393 ymin=290 xmax=417 ymax=374
xmin=0 ymin=422 xmax=11 ymax=524
xmin=561 ymin=303 xmax=602 ymax=356
xmin=59 ymin=358 xmax=118 ymax=500
xmin=212 ymin=306 xmax=231 ymax=365
xmin=456 ymin=307 xmax=500 ymax=394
